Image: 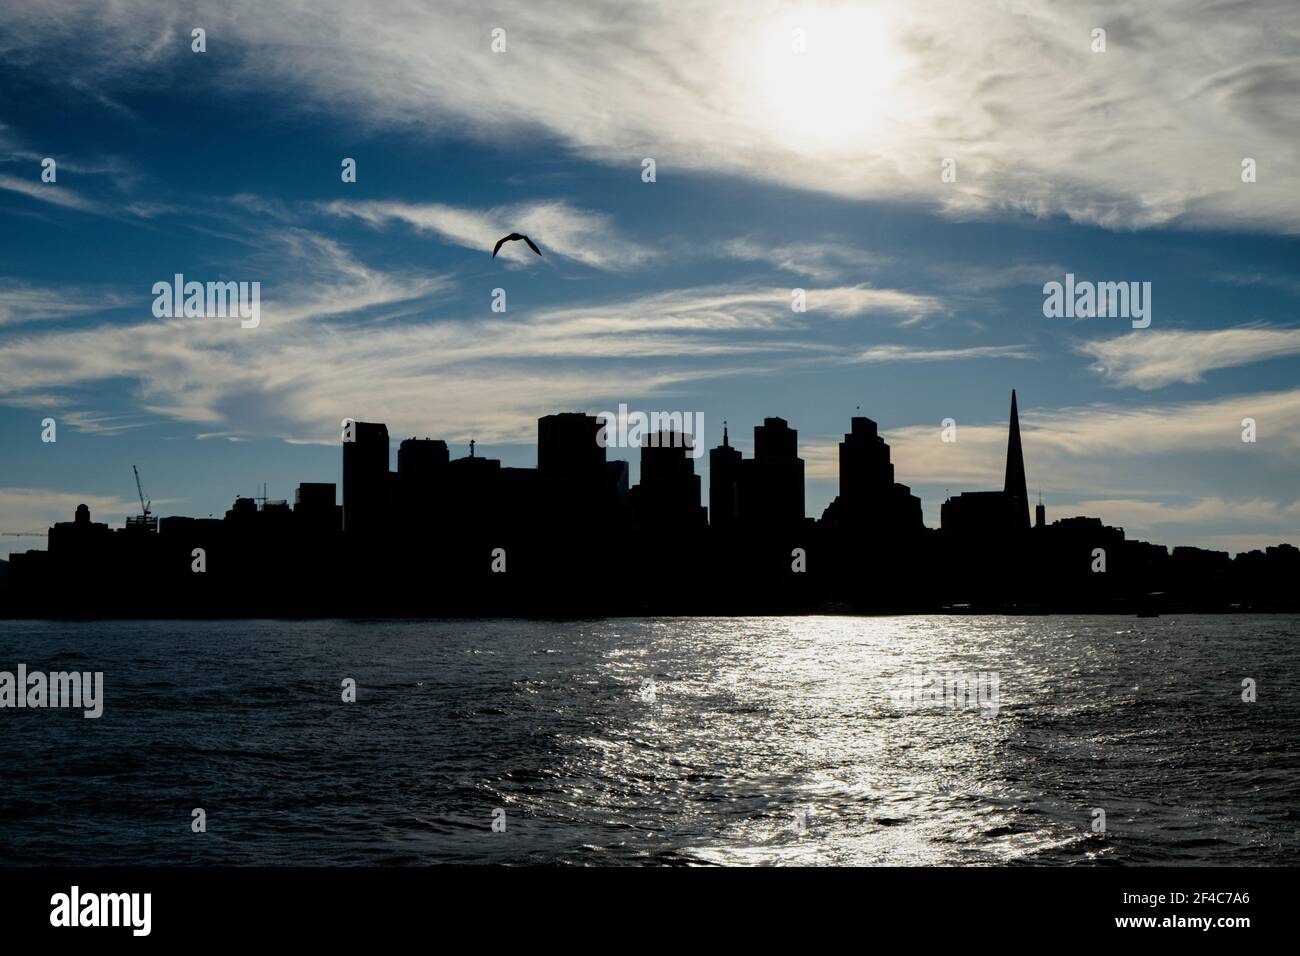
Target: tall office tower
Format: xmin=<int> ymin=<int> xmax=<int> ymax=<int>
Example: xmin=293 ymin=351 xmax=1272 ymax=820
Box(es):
xmin=839 ymin=416 xmax=895 ymax=502
xmin=709 ymin=423 xmax=743 ymax=529
xmin=633 ymin=431 xmax=707 ymax=530
xmin=538 ymin=413 xmax=613 ymax=521
xmin=1003 ymin=390 xmax=1030 ymax=530
xmin=820 ymin=415 xmax=923 ymax=533
xmin=538 ymin=413 xmax=606 ymax=475
xmin=397 ymin=437 xmax=450 ymax=524
xmin=342 ymin=421 xmax=389 ymax=535
xmin=1035 ymin=492 xmax=1046 ymax=530
xmin=739 ymin=417 xmax=805 ymax=527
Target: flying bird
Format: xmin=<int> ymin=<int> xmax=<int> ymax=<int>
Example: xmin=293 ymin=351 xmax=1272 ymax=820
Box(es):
xmin=492 ymin=233 xmax=541 ymax=259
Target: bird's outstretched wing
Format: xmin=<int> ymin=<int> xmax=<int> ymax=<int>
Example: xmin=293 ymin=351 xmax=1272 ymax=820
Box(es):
xmin=492 ymin=232 xmax=541 ymax=258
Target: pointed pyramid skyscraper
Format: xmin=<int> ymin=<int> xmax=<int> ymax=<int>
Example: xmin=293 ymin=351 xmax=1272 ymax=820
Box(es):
xmin=1003 ymin=389 xmax=1030 ymax=530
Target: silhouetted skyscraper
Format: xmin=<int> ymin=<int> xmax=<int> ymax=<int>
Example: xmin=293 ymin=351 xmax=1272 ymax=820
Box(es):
xmin=538 ymin=413 xmax=605 ymax=476
xmin=839 ymin=416 xmax=895 ymax=500
xmin=709 ymin=422 xmax=742 ymax=529
xmin=1004 ymin=390 xmax=1030 ymax=530
xmin=739 ymin=417 xmax=804 ymax=527
xmin=822 ymin=415 xmax=922 ymax=533
xmin=632 ymin=431 xmax=706 ymax=530
xmin=941 ymin=391 xmax=1033 ymax=542
xmin=343 ymin=421 xmax=389 ymax=534
xmin=538 ymin=413 xmax=616 ymax=522
xmin=397 ymin=437 xmax=449 ymax=526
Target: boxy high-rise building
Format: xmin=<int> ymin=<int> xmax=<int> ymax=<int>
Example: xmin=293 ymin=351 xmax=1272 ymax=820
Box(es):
xmin=342 ymin=421 xmax=389 ymax=535
xmin=538 ymin=413 xmax=616 ymax=523
xmin=632 ymin=431 xmax=707 ymax=530
xmin=738 ymin=417 xmax=805 ymax=529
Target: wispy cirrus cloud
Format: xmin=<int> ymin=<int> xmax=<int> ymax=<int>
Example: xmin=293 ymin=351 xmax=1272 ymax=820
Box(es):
xmin=716 ymin=237 xmax=891 ymax=281
xmin=0 ymin=280 xmax=131 ymax=326
xmin=0 ymin=234 xmax=958 ymax=445
xmin=1077 ymin=326 xmax=1300 ymax=389
xmin=321 ymin=198 xmax=651 ymax=270
xmin=850 ymin=344 xmax=1032 ymax=364
xmin=0 ymin=173 xmax=102 ymax=213
xmin=1214 ymin=271 xmax=1300 ymax=298
xmin=531 ymin=284 xmax=948 ymax=332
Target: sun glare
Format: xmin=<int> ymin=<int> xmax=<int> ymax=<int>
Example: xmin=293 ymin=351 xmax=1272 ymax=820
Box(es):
xmin=738 ymin=5 xmax=907 ymax=156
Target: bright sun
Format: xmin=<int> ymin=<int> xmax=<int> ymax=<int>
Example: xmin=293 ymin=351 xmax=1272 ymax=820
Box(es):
xmin=739 ymin=5 xmax=907 ymax=156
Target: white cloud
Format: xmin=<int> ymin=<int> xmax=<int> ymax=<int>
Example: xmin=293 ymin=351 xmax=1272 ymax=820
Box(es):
xmin=1078 ymin=326 xmax=1300 ymax=389
xmin=321 ymin=199 xmax=651 ymax=270
xmin=851 ymin=344 xmax=1032 ymax=363
xmin=0 ymin=280 xmax=129 ymax=326
xmin=1070 ymin=496 xmax=1297 ymax=530
xmin=717 ymin=238 xmax=890 ymax=281
xmin=530 ymin=284 xmax=947 ymax=334
xmin=0 ymin=174 xmax=101 ymax=213
xmin=1067 ymin=497 xmax=1300 ymax=552
xmin=3 ymin=0 xmax=1298 ymax=231
xmin=0 ymin=253 xmax=955 ymax=446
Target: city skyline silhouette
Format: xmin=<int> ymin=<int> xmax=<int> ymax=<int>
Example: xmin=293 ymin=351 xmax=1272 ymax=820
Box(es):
xmin=4 ymin=389 xmax=1296 ymax=617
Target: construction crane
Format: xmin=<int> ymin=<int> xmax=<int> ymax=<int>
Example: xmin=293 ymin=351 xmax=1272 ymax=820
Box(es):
xmin=127 ymin=465 xmax=158 ymax=532
xmin=1 ymin=532 xmax=43 ymax=537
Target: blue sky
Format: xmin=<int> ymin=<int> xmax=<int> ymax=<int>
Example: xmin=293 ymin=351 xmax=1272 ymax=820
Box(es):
xmin=2 ymin=0 xmax=1299 ymax=557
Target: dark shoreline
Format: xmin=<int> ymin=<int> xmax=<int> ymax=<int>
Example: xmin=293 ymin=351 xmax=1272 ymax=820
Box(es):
xmin=4 ymin=607 xmax=1299 ymax=622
